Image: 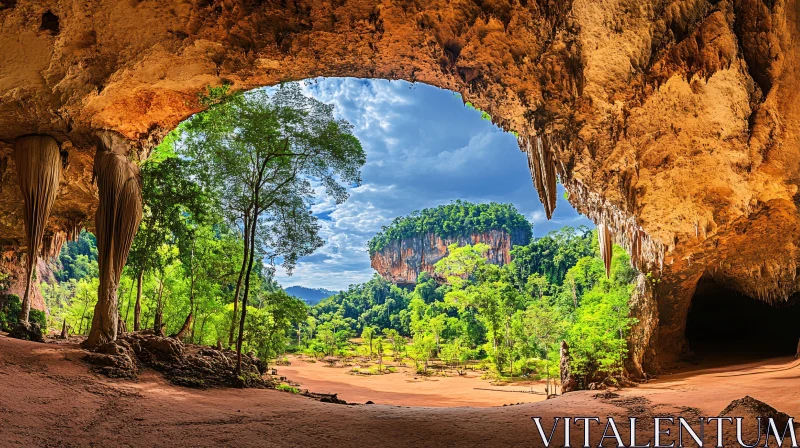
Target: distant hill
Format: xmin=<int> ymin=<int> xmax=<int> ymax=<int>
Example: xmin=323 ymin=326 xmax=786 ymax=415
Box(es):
xmin=368 ymin=201 xmax=532 ymax=285
xmin=284 ymin=286 xmax=338 ymax=305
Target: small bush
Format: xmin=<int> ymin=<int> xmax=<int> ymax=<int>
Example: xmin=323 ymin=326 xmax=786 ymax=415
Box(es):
xmin=30 ymin=309 xmax=46 ymax=330
xmin=0 ymin=294 xmax=21 ymax=331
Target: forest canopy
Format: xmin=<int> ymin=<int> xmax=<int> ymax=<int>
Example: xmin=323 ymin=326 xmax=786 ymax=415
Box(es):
xmin=367 ymin=201 xmax=532 ymax=255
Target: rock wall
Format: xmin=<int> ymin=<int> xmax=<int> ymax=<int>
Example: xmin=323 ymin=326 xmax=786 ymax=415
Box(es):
xmin=370 ymin=229 xmax=528 ymax=285
xmin=1 ymin=0 xmax=798 ymax=371
xmin=0 ymin=250 xmax=50 ymax=313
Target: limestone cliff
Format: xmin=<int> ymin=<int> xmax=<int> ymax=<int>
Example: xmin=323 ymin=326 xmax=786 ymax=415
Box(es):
xmin=1 ymin=0 xmax=799 ymax=372
xmin=370 ymin=229 xmax=528 ymax=285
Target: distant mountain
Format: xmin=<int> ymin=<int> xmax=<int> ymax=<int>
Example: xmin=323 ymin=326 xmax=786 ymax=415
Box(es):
xmin=284 ymin=286 xmax=338 ymax=305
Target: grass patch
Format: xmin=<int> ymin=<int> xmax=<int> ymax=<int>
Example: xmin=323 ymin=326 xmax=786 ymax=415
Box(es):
xmin=276 ymin=384 xmax=300 ymax=394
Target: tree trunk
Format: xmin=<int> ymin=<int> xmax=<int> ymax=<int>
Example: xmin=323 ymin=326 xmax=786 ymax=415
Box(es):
xmin=117 ymin=316 xmax=127 ymax=337
xmin=229 ymin=215 xmax=250 ymax=347
xmin=60 ymin=318 xmax=68 ymax=339
xmin=154 ymin=310 xmax=163 ymax=336
xmin=84 ymin=132 xmax=142 ymax=349
xmin=175 ymin=312 xmax=193 ymax=340
xmin=153 ymin=274 xmax=165 ymax=335
xmin=178 ymin=260 xmax=196 ymax=341
xmin=236 ymin=208 xmax=258 ymax=373
xmin=134 ymin=270 xmax=143 ymax=331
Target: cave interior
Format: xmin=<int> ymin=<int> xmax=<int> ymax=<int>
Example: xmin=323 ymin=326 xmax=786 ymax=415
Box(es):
xmin=685 ymin=278 xmax=800 ymax=363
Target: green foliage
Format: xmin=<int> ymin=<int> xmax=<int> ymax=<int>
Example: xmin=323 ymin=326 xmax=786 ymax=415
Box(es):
xmin=244 ymin=290 xmax=308 ymax=360
xmin=310 ymin=225 xmax=638 ymax=386
xmin=310 ymin=275 xmax=411 ymax=337
xmin=179 ymin=82 xmax=365 ymax=273
xmin=0 ymin=294 xmax=21 ymax=331
xmin=368 ymin=201 xmax=532 ymax=255
xmin=54 ymin=231 xmax=98 ymax=282
xmin=128 ymin=156 xmax=212 ymax=281
xmin=509 ymin=226 xmax=594 ymax=287
xmin=29 ymin=309 xmax=46 ymax=329
xmin=276 ymin=384 xmax=300 ymax=394
xmin=565 ymin=246 xmax=637 ymax=383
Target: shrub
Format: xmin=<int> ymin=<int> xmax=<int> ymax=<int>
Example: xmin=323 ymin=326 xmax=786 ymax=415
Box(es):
xmin=0 ymin=294 xmax=21 ymax=331
xmin=30 ymin=309 xmax=47 ymax=330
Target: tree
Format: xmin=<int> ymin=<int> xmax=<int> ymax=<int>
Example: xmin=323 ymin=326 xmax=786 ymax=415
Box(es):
xmin=375 ymin=336 xmax=385 ymax=372
xmin=178 ymin=83 xmax=365 ymax=372
xmin=361 ymin=325 xmax=377 ymax=358
xmin=383 ymin=328 xmax=404 ymax=360
xmin=245 ymin=290 xmax=307 ymax=360
xmin=409 ymin=333 xmax=435 ymax=374
xmin=128 ymin=157 xmax=209 ymax=331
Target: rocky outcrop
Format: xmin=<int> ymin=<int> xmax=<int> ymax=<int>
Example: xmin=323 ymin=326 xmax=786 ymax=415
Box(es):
xmin=84 ymin=331 xmax=271 ymax=388
xmin=370 ymin=229 xmax=528 ymax=285
xmin=0 ymin=250 xmax=50 ymax=313
xmin=1 ymin=0 xmax=799 ymax=372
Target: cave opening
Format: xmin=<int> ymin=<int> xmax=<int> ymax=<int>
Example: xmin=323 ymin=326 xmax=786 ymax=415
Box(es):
xmin=685 ymin=278 xmax=800 ymax=363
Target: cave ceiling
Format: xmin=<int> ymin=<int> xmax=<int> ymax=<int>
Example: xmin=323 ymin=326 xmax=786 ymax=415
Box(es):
xmin=0 ymin=0 xmax=798 ymax=366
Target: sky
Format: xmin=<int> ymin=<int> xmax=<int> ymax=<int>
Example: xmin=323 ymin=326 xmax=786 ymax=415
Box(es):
xmin=274 ymin=78 xmax=593 ymax=291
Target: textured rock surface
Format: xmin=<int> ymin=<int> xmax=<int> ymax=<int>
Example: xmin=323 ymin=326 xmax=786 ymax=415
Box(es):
xmin=371 ymin=229 xmax=528 ymax=285
xmin=84 ymin=331 xmax=271 ymax=388
xmin=0 ymin=251 xmax=51 ymax=313
xmin=1 ymin=0 xmax=798 ymax=371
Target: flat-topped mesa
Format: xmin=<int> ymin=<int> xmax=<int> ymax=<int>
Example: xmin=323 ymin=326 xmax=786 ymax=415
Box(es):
xmin=368 ymin=203 xmax=532 ymax=286
xmin=371 ymin=229 xmax=530 ymax=286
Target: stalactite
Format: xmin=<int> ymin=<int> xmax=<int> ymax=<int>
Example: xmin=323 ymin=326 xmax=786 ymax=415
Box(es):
xmin=41 ymin=231 xmax=67 ymax=259
xmin=518 ymin=130 xmax=667 ymax=276
xmin=520 ymin=135 xmax=558 ymax=219
xmin=84 ymin=131 xmax=142 ymax=349
xmin=598 ymin=222 xmax=613 ymax=278
xmin=65 ymin=216 xmax=84 ymax=242
xmin=560 ymin=170 xmax=666 ymax=274
xmin=13 ymin=135 xmax=62 ymax=323
xmin=0 ymin=156 xmax=8 ymax=193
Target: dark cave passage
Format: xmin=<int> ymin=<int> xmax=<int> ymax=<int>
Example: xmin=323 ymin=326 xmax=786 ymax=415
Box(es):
xmin=685 ymin=279 xmax=800 ymax=363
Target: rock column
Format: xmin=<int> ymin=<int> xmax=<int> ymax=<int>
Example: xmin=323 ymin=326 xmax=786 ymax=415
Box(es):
xmin=84 ymin=132 xmax=142 ymax=348
xmin=13 ymin=135 xmax=62 ymax=323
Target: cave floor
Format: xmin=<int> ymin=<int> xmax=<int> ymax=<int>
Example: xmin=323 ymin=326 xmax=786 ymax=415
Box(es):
xmin=1 ymin=334 xmax=798 ymax=447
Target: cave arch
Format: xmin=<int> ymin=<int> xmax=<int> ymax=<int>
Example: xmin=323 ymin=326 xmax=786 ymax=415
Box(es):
xmin=0 ymin=0 xmax=798 ymax=374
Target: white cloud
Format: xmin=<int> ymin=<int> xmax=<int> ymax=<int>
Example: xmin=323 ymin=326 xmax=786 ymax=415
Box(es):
xmin=275 ymin=78 xmax=593 ymax=290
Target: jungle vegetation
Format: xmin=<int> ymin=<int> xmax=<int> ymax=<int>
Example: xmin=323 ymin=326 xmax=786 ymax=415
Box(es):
xmin=31 ymin=82 xmax=638 ymax=389
xmin=367 ymin=201 xmax=532 ymax=255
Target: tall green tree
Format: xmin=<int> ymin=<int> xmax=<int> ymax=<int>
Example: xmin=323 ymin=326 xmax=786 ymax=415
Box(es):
xmin=179 ymin=83 xmax=365 ymax=372
xmin=128 ymin=157 xmax=209 ymax=331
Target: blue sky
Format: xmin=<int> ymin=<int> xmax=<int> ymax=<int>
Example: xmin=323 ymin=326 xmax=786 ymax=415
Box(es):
xmin=274 ymin=78 xmax=593 ymax=291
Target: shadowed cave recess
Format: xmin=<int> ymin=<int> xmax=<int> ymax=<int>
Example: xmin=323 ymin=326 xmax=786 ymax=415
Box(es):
xmin=685 ymin=279 xmax=800 ymax=362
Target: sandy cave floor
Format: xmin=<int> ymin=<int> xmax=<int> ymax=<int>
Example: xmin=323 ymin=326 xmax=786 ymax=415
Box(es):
xmin=1 ymin=334 xmax=799 ymax=447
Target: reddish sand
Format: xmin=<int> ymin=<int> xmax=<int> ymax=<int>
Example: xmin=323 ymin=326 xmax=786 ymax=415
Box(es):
xmin=2 ymin=334 xmax=799 ymax=447
xmin=278 ymin=354 xmax=548 ymax=407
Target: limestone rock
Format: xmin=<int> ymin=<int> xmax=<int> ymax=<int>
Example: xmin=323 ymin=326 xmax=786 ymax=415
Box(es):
xmin=84 ymin=331 xmax=272 ymax=389
xmin=370 ymin=229 xmax=528 ymax=285
xmin=7 ymin=320 xmax=44 ymax=342
xmin=0 ymin=0 xmax=798 ymax=372
xmin=718 ymin=396 xmax=797 ymax=444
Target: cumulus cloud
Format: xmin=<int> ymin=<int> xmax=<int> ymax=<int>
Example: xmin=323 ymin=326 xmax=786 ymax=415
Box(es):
xmin=274 ymin=78 xmax=593 ymax=290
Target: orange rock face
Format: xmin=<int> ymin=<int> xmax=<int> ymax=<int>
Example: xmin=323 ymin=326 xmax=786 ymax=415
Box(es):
xmin=370 ymin=229 xmax=527 ymax=285
xmin=0 ymin=0 xmax=798 ymax=372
